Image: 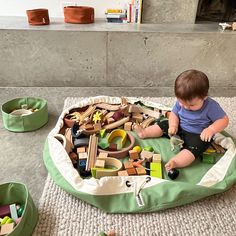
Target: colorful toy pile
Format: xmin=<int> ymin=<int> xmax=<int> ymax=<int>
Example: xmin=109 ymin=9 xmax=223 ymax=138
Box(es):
xmin=58 ymin=97 xmax=172 ymax=179
xmin=0 ymin=204 xmax=24 ymax=235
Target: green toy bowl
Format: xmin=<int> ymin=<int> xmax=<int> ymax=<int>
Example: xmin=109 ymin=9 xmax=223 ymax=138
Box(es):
xmin=0 ymin=182 xmax=38 ymax=236
xmin=1 ymin=97 xmax=48 ymax=132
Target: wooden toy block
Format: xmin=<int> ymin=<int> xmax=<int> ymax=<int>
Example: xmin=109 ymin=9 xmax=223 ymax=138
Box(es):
xmin=92 ymin=111 xmax=102 ymax=124
xmin=77 ymin=147 xmax=86 ymax=153
xmin=10 ymin=204 xmax=18 ymax=221
xmin=129 ymin=150 xmax=139 ymax=160
xmin=107 ymin=129 xmax=127 ymax=148
xmin=152 ymin=154 xmax=161 ymax=163
xmin=0 ymin=223 xmax=15 ymax=235
xmin=94 ymin=157 xmax=123 ymax=178
xmin=108 ymin=143 xmax=117 ymax=151
xmin=69 ymin=152 xmax=78 ymax=164
xmin=0 ymin=205 xmax=10 ymax=218
xmin=141 ymin=117 xmax=155 ymax=128
xmin=126 ymin=167 xmax=137 ymax=175
xmin=83 ymin=123 xmax=94 ymax=130
xmin=150 ymin=162 xmax=162 ymax=178
xmin=211 ymin=142 xmax=225 ymax=154
xmin=78 ymin=105 xmax=96 ymax=125
xmin=94 ymin=122 xmax=102 ymax=131
xmin=64 ymin=128 xmax=74 ymax=149
xmin=95 ymin=159 xmax=105 ymax=168
xmin=107 ymin=117 xmax=115 ymax=124
xmin=141 ymin=150 xmax=153 ymax=162
xmin=74 ymin=137 xmax=89 ymax=148
xmin=98 ymin=139 xmax=110 ymax=149
xmin=86 ymin=134 xmax=98 ymax=171
xmin=104 ymin=112 xmax=115 ymax=121
xmin=98 ymin=152 xmax=108 ymax=159
xmin=112 ymin=111 xmax=124 ymax=121
xmin=124 ymin=161 xmax=134 ymax=169
xmin=132 ymin=113 xmax=143 ymax=123
xmin=103 ymin=117 xmax=130 ymax=130
xmin=202 ymin=149 xmax=224 ymax=164
xmin=118 ymin=170 xmax=129 ymax=176
xmin=143 ymin=146 xmax=154 ymax=152
xmin=136 ymin=167 xmax=146 ymax=175
xmin=78 ymin=152 xmax=88 ymax=160
xmin=124 ymin=122 xmax=132 ymax=131
xmin=99 ymin=129 xmax=106 ymax=138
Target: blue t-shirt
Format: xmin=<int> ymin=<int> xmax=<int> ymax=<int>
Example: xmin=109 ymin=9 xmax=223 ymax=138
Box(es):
xmin=172 ymin=97 xmax=226 ymax=134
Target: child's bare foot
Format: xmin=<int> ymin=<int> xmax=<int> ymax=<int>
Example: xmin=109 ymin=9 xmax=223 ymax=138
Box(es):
xmin=165 ymin=159 xmax=177 ymax=171
xmin=133 ymin=124 xmax=145 ymax=139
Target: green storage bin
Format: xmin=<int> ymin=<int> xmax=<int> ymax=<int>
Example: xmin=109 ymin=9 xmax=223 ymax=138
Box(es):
xmin=0 ymin=182 xmax=38 ymax=236
xmin=1 ymin=97 xmax=48 ymax=132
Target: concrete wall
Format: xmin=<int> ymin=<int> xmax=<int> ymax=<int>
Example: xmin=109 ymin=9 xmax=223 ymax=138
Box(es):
xmin=0 ymin=0 xmax=199 ymax=23
xmin=0 ymin=19 xmax=236 ymax=96
xmin=142 ymin=0 xmax=199 ymax=23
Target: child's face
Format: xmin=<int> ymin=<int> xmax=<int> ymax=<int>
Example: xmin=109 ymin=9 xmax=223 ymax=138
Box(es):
xmin=178 ymin=97 xmax=205 ymax=111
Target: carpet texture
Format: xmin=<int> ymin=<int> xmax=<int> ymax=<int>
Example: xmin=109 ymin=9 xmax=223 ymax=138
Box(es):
xmin=34 ymin=97 xmax=236 ymax=236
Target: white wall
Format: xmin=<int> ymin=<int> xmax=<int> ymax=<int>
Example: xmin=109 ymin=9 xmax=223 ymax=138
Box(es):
xmin=0 ymin=0 xmax=128 ymax=18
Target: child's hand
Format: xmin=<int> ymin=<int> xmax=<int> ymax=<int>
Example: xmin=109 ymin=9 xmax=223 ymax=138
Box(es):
xmin=133 ymin=124 xmax=145 ymax=139
xmin=200 ymin=127 xmax=215 ymax=142
xmin=168 ymin=126 xmax=178 ymax=136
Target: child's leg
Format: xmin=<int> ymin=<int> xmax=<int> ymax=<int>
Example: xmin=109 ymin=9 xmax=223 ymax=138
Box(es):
xmin=165 ymin=149 xmax=195 ymax=171
xmin=133 ymin=124 xmax=163 ymax=139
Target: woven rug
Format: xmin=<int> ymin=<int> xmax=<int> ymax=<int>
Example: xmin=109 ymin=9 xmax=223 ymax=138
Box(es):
xmin=34 ymin=97 xmax=236 ymax=236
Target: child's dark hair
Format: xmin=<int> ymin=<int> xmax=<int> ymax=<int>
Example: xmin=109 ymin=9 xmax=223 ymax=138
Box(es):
xmin=175 ymin=69 xmax=209 ymax=101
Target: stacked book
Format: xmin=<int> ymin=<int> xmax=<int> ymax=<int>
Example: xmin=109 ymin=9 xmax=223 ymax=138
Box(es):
xmin=105 ymin=9 xmax=127 ymax=23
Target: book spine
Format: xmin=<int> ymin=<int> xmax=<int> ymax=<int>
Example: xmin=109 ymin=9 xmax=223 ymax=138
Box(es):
xmin=138 ymin=0 xmax=143 ymax=23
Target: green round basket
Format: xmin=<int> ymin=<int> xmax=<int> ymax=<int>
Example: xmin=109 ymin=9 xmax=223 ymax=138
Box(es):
xmin=1 ymin=97 xmax=48 ymax=132
xmin=0 ymin=182 xmax=38 ymax=236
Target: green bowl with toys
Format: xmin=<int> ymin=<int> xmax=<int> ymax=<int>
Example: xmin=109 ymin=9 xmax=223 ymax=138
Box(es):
xmin=0 ymin=182 xmax=38 ymax=236
xmin=1 ymin=97 xmax=48 ymax=132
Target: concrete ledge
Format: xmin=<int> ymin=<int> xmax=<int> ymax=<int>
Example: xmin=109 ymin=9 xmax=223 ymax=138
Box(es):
xmin=0 ymin=17 xmax=236 ymax=96
xmin=0 ymin=86 xmax=236 ymax=99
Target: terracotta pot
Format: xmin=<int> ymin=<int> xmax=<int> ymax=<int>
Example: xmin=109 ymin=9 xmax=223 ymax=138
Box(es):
xmin=64 ymin=6 xmax=94 ymax=24
xmin=26 ymin=8 xmax=50 ymax=25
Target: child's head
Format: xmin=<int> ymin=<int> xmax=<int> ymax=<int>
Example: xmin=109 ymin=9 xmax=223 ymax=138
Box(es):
xmin=175 ymin=69 xmax=209 ymax=101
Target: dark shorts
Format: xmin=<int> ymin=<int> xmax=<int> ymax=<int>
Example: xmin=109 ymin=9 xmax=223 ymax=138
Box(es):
xmin=157 ymin=119 xmax=211 ymax=159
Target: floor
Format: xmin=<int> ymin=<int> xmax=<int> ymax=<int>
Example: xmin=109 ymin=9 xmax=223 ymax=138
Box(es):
xmin=0 ymin=87 xmax=155 ymax=206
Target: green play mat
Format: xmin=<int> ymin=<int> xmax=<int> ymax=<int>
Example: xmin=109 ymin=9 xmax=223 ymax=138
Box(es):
xmin=43 ymin=96 xmax=236 ymax=213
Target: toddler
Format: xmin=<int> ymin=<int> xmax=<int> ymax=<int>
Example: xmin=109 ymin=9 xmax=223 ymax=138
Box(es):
xmin=134 ymin=69 xmax=229 ymax=172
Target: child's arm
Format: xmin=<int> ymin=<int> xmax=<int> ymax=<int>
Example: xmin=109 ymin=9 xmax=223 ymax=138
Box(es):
xmin=200 ymin=115 xmax=229 ymax=142
xmin=168 ymin=112 xmax=179 ymax=135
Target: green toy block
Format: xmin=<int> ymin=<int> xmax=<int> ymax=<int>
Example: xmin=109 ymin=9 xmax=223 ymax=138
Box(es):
xmin=150 ymin=162 xmax=162 ymax=178
xmin=202 ymin=153 xmax=216 ymax=164
xmin=99 ymin=129 xmax=106 ymax=138
xmin=144 ymin=146 xmax=154 ymax=152
xmin=202 ymin=152 xmax=223 ymax=164
xmin=98 ymin=139 xmax=109 ymax=149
